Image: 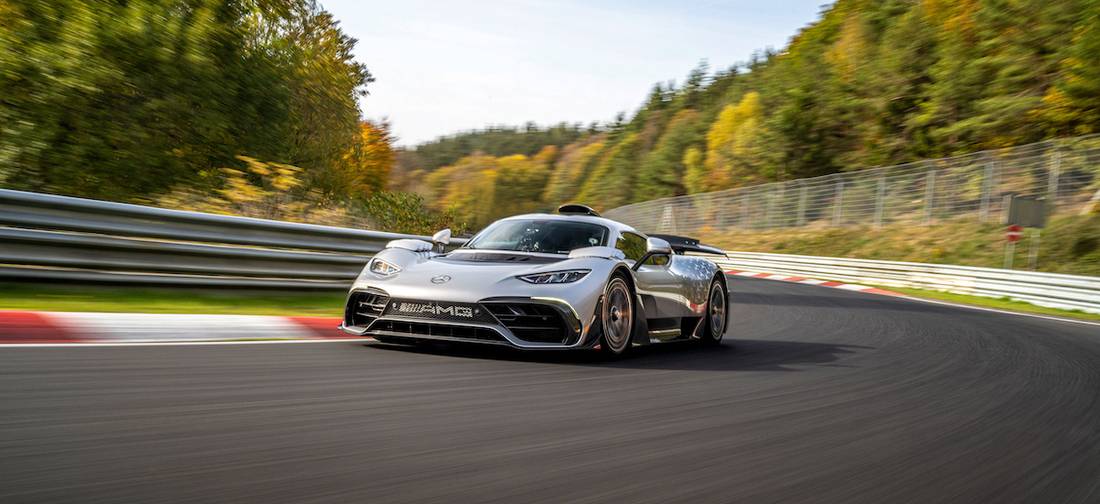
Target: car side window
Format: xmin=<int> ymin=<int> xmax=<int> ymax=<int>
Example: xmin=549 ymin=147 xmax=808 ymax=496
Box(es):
xmin=643 ymin=254 xmax=670 ymax=266
xmin=615 ymin=232 xmax=646 ymax=262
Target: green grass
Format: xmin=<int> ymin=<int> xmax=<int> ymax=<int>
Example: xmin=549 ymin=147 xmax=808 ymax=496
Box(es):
xmin=0 ymin=283 xmax=345 ymax=316
xmin=872 ymin=285 xmax=1100 ymax=322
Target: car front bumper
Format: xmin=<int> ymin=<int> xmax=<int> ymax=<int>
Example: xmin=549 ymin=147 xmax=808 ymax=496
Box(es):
xmin=339 ymin=288 xmax=601 ymax=350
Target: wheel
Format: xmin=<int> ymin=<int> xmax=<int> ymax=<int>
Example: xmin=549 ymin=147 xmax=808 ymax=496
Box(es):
xmin=700 ymin=279 xmax=727 ymax=345
xmin=599 ymin=274 xmax=634 ymax=356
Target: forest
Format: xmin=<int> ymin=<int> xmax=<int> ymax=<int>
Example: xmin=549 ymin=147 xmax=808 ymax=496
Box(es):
xmin=400 ymin=0 xmax=1100 ymax=229
xmin=0 ymin=0 xmax=454 ymax=232
xmin=3 ymin=0 xmax=1099 ymax=233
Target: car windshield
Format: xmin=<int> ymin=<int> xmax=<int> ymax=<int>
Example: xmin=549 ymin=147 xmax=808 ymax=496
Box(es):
xmin=464 ymin=219 xmax=609 ymax=254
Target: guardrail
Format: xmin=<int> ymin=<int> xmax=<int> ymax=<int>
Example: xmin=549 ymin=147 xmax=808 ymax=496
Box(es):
xmin=4 ymin=189 xmax=1098 ymax=313
xmin=0 ymin=189 xmax=462 ymax=289
xmin=713 ymin=251 xmax=1100 ymax=314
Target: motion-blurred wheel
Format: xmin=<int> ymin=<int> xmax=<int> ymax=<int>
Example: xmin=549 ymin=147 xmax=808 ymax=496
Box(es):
xmin=699 ymin=279 xmax=726 ymax=345
xmin=599 ymin=274 xmax=634 ymax=356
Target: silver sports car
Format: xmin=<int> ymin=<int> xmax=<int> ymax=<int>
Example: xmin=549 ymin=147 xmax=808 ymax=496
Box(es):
xmin=339 ymin=204 xmax=729 ymax=355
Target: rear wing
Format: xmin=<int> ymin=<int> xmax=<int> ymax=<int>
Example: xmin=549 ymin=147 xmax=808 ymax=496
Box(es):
xmin=648 ymin=234 xmax=726 ymax=256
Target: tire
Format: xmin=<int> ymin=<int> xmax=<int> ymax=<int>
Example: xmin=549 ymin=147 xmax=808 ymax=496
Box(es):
xmin=700 ymin=279 xmax=727 ymax=345
xmin=599 ymin=274 xmax=635 ymax=356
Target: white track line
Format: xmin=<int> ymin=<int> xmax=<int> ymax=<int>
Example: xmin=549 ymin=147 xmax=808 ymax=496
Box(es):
xmin=882 ymin=295 xmax=1100 ymax=328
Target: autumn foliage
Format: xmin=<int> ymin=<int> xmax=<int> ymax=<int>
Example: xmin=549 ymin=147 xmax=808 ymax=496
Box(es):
xmin=401 ymin=0 xmax=1100 ymax=229
xmin=4 ymin=0 xmax=1099 ymax=235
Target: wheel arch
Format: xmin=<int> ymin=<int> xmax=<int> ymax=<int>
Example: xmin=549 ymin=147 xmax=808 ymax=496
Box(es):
xmin=711 ymin=269 xmax=731 ymax=332
xmin=611 ymin=264 xmax=653 ymax=347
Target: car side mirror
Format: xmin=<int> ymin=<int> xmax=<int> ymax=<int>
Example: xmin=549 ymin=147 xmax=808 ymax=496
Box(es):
xmin=646 ymin=237 xmax=672 ymax=256
xmin=432 ymin=228 xmax=451 ymax=245
xmin=633 ymin=237 xmax=672 ymax=271
xmin=431 ymin=228 xmax=451 ymax=252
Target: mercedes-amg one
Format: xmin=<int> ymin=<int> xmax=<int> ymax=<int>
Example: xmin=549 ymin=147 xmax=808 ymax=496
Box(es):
xmin=339 ymin=204 xmax=729 ymax=355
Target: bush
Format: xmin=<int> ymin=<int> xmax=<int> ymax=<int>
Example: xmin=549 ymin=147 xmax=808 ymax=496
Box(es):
xmin=358 ymin=192 xmax=468 ymax=236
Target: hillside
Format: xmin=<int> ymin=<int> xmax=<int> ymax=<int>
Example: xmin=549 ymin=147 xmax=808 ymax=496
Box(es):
xmin=409 ymin=0 xmax=1100 ymax=228
xmin=699 ymin=213 xmax=1100 ymax=277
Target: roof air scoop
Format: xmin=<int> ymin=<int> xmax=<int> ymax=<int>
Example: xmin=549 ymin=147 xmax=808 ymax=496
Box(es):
xmin=557 ymin=203 xmax=600 ymax=217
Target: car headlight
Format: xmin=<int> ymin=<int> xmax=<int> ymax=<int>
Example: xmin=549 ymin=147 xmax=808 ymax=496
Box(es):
xmin=518 ymin=269 xmax=590 ymax=284
xmin=368 ymin=258 xmax=401 ymax=276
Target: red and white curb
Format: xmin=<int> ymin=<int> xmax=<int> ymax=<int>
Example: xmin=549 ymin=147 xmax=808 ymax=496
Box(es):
xmin=723 ymin=269 xmax=905 ymax=297
xmin=0 ymin=311 xmax=359 ymax=345
xmin=3 ymin=270 xmax=1095 ymax=345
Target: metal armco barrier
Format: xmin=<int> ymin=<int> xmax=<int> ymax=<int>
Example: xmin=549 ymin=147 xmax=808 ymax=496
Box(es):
xmin=714 ymin=251 xmax=1100 ymax=314
xmin=4 ymin=188 xmax=1098 ymax=313
xmin=0 ymin=189 xmax=463 ymax=289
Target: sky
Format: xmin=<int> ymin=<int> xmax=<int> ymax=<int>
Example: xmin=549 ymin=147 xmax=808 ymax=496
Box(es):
xmin=321 ymin=0 xmax=829 ymax=146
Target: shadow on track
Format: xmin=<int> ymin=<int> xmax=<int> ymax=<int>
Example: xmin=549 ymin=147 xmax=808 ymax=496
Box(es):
xmin=360 ymin=337 xmax=870 ymax=372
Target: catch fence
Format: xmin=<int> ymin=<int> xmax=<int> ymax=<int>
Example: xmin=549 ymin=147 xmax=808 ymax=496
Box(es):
xmin=605 ymin=135 xmax=1100 ymax=234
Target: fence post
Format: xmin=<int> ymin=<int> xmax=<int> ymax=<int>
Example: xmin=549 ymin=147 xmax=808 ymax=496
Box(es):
xmin=1047 ymin=147 xmax=1061 ymax=209
xmin=659 ymin=204 xmax=676 ymax=233
xmin=763 ymin=187 xmax=774 ymax=229
xmin=796 ymin=183 xmax=808 ymax=226
xmin=772 ymin=185 xmax=784 ymax=228
xmin=715 ymin=195 xmax=724 ymax=229
xmin=924 ymin=170 xmax=936 ymax=225
xmin=740 ymin=195 xmax=749 ymax=228
xmin=1028 ymin=229 xmax=1041 ymax=271
xmin=874 ymin=175 xmax=887 ymax=227
xmin=833 ymin=181 xmax=845 ymax=226
xmin=979 ymin=156 xmax=996 ymax=222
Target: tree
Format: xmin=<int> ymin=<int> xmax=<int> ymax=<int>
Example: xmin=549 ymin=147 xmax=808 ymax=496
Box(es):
xmin=702 ymin=92 xmax=779 ymax=189
xmin=1038 ymin=1 xmax=1100 ymax=135
xmin=338 ymin=120 xmax=395 ymax=199
xmin=681 ymin=146 xmax=707 ymax=194
xmin=0 ymin=0 xmax=370 ymax=202
xmin=938 ymin=0 xmax=1082 ymax=148
xmin=542 ymin=138 xmax=606 ymax=205
xmin=278 ymin=6 xmax=373 ymax=196
xmin=359 ymin=191 xmax=466 ymax=235
xmin=408 ymin=123 xmax=589 ymax=171
xmin=575 ymin=133 xmax=641 ymax=209
xmin=402 ymin=0 xmax=1095 ymax=218
xmin=493 ymin=146 xmax=556 ymax=216
xmin=634 ymin=109 xmax=703 ymax=199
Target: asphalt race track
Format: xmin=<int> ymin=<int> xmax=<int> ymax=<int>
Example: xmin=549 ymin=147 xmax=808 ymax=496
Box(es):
xmin=3 ymin=276 xmax=1100 ymax=503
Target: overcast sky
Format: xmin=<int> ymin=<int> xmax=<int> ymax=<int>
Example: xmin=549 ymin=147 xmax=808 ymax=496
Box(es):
xmin=321 ymin=0 xmax=829 ymax=146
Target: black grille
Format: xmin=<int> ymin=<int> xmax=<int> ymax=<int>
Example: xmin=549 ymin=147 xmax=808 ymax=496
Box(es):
xmin=383 ymin=299 xmax=498 ymax=324
xmin=346 ymin=290 xmax=389 ymax=328
xmin=371 ymin=320 xmax=506 ymax=343
xmin=484 ymin=303 xmax=571 ymax=344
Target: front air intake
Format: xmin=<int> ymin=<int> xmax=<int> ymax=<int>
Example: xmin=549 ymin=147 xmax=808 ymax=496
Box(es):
xmin=484 ymin=303 xmax=572 ymax=344
xmin=371 ymin=320 xmax=506 ymax=343
xmin=345 ymin=289 xmax=389 ymax=329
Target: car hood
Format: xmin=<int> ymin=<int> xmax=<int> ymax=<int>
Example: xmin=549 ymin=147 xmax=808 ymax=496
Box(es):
xmin=358 ymin=250 xmax=614 ymax=303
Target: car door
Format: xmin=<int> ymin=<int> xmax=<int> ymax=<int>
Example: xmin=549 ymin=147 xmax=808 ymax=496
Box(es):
xmin=616 ymin=232 xmax=689 ymax=319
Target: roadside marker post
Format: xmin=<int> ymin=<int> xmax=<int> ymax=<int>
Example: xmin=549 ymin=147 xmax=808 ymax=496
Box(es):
xmin=1005 ymin=224 xmax=1022 ymax=269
